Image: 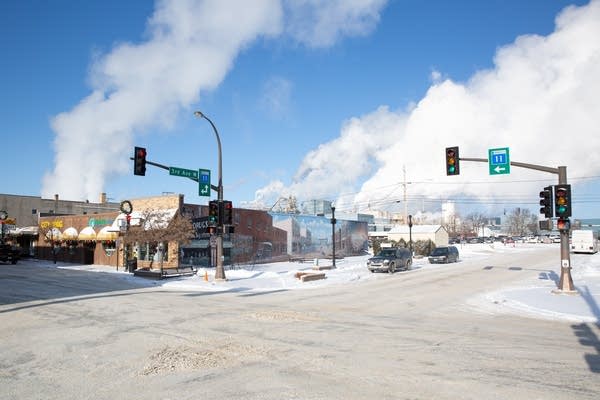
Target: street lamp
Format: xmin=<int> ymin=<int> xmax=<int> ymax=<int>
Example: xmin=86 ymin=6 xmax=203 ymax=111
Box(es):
xmin=194 ymin=111 xmax=226 ymax=280
xmin=331 ymin=206 xmax=336 ymax=268
xmin=408 ymin=214 xmax=413 ymax=254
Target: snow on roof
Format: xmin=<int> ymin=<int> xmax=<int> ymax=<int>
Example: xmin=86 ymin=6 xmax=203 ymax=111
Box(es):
xmin=111 ymin=208 xmax=178 ymax=231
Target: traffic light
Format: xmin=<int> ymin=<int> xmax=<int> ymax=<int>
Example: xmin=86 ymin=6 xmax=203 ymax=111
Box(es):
xmin=556 ymin=218 xmax=571 ymax=231
xmin=445 ymin=146 xmax=460 ymax=176
xmin=133 ymin=146 xmax=147 ymax=176
xmin=554 ymin=184 xmax=572 ymax=218
xmin=208 ymin=200 xmax=219 ymax=225
xmin=539 ymin=186 xmax=553 ymax=218
xmin=222 ymin=200 xmax=233 ymax=225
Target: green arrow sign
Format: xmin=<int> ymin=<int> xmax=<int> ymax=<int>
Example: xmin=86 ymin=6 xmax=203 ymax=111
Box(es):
xmin=199 ymin=169 xmax=211 ymax=197
xmin=169 ymin=167 xmax=198 ymax=179
xmin=488 ymin=147 xmax=510 ymax=175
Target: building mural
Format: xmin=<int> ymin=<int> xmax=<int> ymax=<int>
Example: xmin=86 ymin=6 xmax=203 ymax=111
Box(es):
xmin=270 ymin=213 xmax=368 ymax=258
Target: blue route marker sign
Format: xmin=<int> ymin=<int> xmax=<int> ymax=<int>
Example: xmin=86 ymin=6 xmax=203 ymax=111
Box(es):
xmin=199 ymin=169 xmax=211 ymax=196
xmin=488 ymin=147 xmax=510 ymax=175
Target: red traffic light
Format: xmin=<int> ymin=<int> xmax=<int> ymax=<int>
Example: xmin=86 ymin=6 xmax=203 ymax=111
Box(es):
xmin=133 ymin=146 xmax=147 ymax=176
xmin=556 ymin=218 xmax=570 ymax=231
xmin=222 ymin=200 xmax=233 ymax=225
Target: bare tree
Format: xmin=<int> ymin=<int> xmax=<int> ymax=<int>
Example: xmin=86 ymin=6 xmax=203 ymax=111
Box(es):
xmin=506 ymin=208 xmax=538 ymax=236
xmin=443 ymin=212 xmax=461 ymax=238
xmin=122 ymin=209 xmax=194 ymax=272
xmin=38 ymin=218 xmax=64 ymax=264
xmin=464 ymin=212 xmax=488 ymax=237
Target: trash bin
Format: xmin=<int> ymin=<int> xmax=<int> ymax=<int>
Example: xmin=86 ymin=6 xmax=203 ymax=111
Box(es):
xmin=126 ymin=258 xmax=137 ymax=272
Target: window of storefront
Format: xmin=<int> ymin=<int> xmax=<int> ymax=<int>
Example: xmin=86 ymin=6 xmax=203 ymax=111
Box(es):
xmin=138 ymin=242 xmax=168 ymax=262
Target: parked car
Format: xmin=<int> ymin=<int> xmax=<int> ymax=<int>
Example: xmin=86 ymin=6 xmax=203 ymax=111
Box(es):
xmin=525 ymin=236 xmax=540 ymax=243
xmin=428 ymin=246 xmax=459 ymax=264
xmin=0 ymin=241 xmax=20 ymax=264
xmin=548 ymin=235 xmax=561 ymax=243
xmin=367 ymin=247 xmax=412 ymax=273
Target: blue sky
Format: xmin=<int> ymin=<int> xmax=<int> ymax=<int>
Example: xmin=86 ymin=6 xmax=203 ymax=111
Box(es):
xmin=2 ymin=0 xmax=599 ymax=219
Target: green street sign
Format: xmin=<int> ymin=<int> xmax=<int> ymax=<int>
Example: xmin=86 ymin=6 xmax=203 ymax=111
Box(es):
xmin=488 ymin=147 xmax=510 ymax=175
xmin=199 ymin=169 xmax=211 ymax=197
xmin=169 ymin=167 xmax=198 ymax=179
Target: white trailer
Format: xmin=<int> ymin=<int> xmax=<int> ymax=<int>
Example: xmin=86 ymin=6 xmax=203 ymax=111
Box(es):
xmin=571 ymin=230 xmax=599 ymax=254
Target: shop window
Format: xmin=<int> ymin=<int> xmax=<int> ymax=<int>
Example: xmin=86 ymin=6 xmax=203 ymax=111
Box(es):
xmin=138 ymin=242 xmax=168 ymax=262
xmin=101 ymin=240 xmax=117 ymax=256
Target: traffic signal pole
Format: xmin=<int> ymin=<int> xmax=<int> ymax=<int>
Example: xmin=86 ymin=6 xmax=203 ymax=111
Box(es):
xmin=194 ymin=111 xmax=226 ymax=281
xmin=459 ymin=158 xmax=575 ymax=293
xmin=555 ymin=166 xmax=574 ymax=292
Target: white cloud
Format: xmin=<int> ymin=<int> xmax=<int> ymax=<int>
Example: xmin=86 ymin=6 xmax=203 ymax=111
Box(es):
xmin=253 ymin=0 xmax=600 ymax=214
xmin=284 ymin=0 xmax=387 ymax=47
xmin=43 ymin=0 xmax=385 ymax=201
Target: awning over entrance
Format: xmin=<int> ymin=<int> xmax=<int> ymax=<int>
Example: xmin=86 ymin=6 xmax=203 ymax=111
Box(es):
xmin=7 ymin=226 xmax=39 ymax=236
xmin=96 ymin=226 xmax=118 ymax=241
xmin=62 ymin=227 xmax=79 ymax=241
xmin=45 ymin=227 xmax=62 ymax=242
xmin=78 ymin=226 xmax=97 ymax=241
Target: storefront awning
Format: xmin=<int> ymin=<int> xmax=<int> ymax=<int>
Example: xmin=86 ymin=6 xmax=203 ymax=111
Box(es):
xmin=78 ymin=226 xmax=97 ymax=241
xmin=45 ymin=227 xmax=62 ymax=241
xmin=62 ymin=227 xmax=79 ymax=241
xmin=7 ymin=226 xmax=39 ymax=236
xmin=96 ymin=226 xmax=118 ymax=241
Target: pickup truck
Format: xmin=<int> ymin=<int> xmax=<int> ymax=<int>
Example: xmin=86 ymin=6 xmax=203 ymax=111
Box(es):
xmin=0 ymin=241 xmax=20 ymax=264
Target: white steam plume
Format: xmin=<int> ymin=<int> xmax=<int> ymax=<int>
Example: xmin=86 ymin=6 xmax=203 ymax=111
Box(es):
xmin=42 ymin=0 xmax=387 ymax=201
xmin=252 ymin=0 xmax=600 ymax=213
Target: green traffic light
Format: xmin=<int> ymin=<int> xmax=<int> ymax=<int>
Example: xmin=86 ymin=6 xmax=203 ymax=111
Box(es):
xmin=448 ymin=166 xmax=455 ymax=174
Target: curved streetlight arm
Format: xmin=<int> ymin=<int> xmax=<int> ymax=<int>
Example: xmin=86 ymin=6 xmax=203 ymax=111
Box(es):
xmin=194 ymin=111 xmax=223 ymax=201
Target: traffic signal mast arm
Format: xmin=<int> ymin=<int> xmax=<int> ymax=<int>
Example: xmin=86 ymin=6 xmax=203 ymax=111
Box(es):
xmin=458 ymin=157 xmax=560 ymax=175
xmin=457 ymin=153 xmax=573 ymax=292
xmin=129 ymin=156 xmax=219 ymax=193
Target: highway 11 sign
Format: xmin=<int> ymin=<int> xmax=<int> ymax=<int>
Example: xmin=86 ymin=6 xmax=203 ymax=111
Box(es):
xmin=488 ymin=147 xmax=510 ymax=175
xmin=199 ymin=169 xmax=211 ymax=197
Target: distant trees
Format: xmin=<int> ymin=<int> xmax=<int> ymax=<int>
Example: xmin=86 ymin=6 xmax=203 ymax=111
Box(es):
xmin=505 ymin=208 xmax=538 ymax=236
xmin=369 ymin=237 xmax=435 ymax=257
xmin=464 ymin=212 xmax=488 ymax=237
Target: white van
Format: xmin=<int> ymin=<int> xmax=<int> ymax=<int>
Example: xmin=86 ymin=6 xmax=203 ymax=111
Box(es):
xmin=571 ymin=230 xmax=599 ymax=254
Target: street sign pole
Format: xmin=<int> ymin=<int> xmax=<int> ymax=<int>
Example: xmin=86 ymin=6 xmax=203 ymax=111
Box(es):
xmin=456 ymin=152 xmax=574 ymax=293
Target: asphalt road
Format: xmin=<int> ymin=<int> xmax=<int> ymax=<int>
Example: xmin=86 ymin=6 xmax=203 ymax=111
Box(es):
xmin=1 ymin=249 xmax=599 ymax=400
